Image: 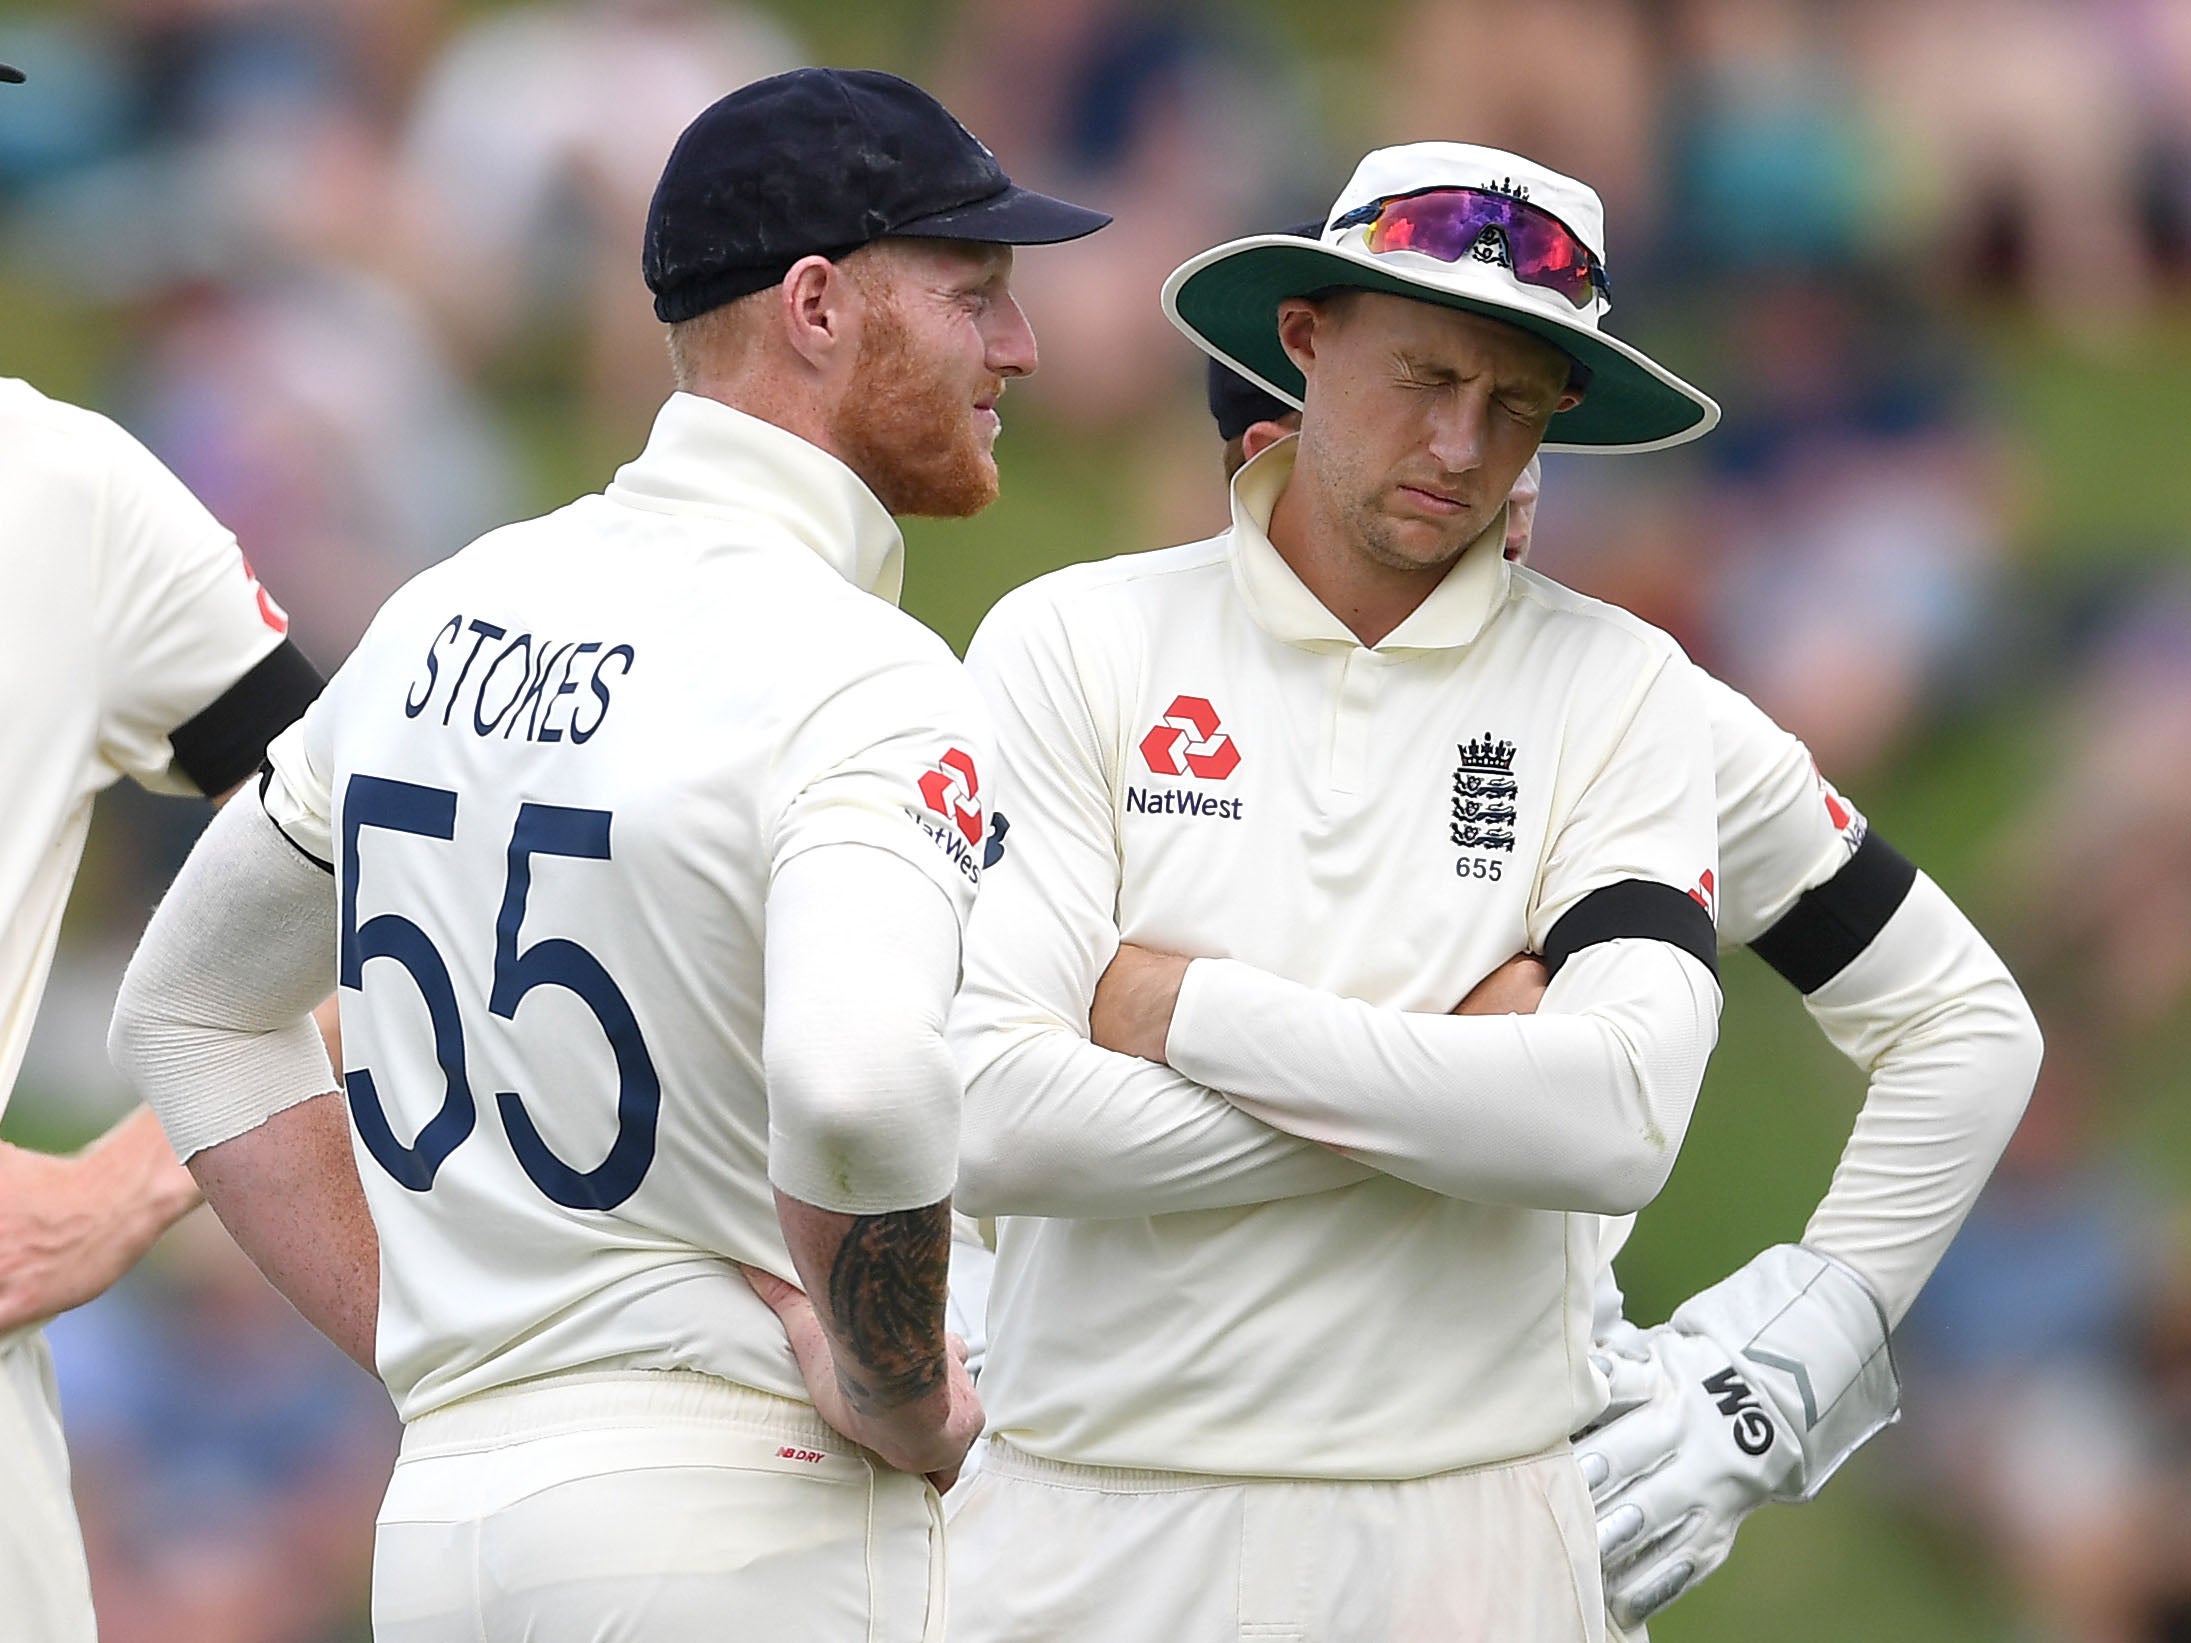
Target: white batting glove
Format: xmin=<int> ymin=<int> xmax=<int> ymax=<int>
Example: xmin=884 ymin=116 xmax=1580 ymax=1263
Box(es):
xmin=1574 ymin=1245 xmax=1900 ymax=1630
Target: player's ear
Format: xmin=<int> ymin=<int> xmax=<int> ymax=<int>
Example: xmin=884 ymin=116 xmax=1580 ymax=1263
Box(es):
xmin=1274 ymin=299 xmax=1324 ymax=382
xmin=1240 ymin=417 xmax=1299 ymax=463
xmin=778 ymin=254 xmax=856 ymax=371
xmin=1555 ymin=359 xmax=1588 ymax=415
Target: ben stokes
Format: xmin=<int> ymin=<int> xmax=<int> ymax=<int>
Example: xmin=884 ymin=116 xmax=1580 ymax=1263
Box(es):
xmin=108 ymin=69 xmax=1105 ymax=1642
xmin=947 ymin=143 xmax=1726 ymax=1639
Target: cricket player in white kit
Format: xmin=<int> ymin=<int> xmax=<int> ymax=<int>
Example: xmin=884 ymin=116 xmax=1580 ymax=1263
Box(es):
xmin=1199 ymin=359 xmax=2044 ymax=1633
xmin=106 ymin=69 xmax=1106 ymax=1642
xmin=945 ymin=144 xmax=1728 ymax=1641
xmin=0 ymin=346 xmax=324 ymax=1637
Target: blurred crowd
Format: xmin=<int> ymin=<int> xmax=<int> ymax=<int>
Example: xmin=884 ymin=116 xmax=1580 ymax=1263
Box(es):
xmin=4 ymin=1 xmax=2191 ymax=1639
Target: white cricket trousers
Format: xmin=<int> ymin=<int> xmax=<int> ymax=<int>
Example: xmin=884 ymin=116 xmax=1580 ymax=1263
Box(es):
xmin=946 ymin=1437 xmax=1606 ymax=1643
xmin=0 ymin=1327 xmax=97 ymax=1643
xmin=372 ymin=1369 xmax=945 ymax=1642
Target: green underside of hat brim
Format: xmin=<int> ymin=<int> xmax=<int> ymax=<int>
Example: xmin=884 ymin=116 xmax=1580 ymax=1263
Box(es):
xmin=1172 ymin=245 xmax=1714 ymax=452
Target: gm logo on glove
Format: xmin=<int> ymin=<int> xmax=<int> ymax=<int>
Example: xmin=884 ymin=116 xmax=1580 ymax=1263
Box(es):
xmin=1701 ymin=1368 xmax=1776 ymax=1457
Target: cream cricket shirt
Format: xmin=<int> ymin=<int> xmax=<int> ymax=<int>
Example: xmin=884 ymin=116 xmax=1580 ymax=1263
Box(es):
xmin=951 ymin=439 xmax=1723 ymax=1480
xmin=262 ymin=394 xmax=990 ymax=1421
xmin=0 ymin=379 xmax=308 ymax=1122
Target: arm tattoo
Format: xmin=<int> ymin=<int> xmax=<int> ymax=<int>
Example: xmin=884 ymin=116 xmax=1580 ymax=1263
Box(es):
xmin=825 ymin=1202 xmax=951 ymax=1414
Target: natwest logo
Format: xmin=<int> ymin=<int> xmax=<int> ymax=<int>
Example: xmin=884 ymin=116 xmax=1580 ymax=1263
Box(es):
xmin=240 ymin=553 xmax=289 ymax=635
xmin=1688 ymin=868 xmax=1718 ymax=923
xmin=1811 ymin=760 xmax=1868 ymax=855
xmin=1139 ymin=695 xmax=1240 ymax=781
xmin=918 ymin=749 xmax=983 ymax=846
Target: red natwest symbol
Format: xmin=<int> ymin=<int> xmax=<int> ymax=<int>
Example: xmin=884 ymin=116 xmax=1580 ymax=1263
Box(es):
xmin=918 ymin=749 xmax=984 ymax=846
xmin=240 ymin=554 xmax=289 ymax=635
xmin=1811 ymin=760 xmax=1855 ymax=832
xmin=1139 ymin=695 xmax=1240 ymax=780
xmin=1688 ymin=868 xmax=1718 ymax=922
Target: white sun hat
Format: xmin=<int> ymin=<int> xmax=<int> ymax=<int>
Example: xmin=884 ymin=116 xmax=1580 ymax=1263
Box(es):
xmin=1162 ymin=142 xmax=1720 ymax=453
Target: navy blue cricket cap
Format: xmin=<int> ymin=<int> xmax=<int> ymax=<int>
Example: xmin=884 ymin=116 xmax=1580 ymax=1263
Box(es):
xmin=1206 ymin=222 xmax=1319 ymax=440
xmin=644 ymin=67 xmax=1111 ymax=325
xmin=1207 ymin=353 xmax=1294 ymax=441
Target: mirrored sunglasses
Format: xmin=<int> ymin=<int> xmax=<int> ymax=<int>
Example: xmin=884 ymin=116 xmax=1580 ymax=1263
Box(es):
xmin=1329 ymin=187 xmax=1611 ymax=310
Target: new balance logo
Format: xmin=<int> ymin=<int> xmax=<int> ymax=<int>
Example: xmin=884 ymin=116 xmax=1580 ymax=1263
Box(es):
xmin=1140 ymin=695 xmax=1241 ymax=780
xmin=1701 ymin=1367 xmax=1776 ymax=1457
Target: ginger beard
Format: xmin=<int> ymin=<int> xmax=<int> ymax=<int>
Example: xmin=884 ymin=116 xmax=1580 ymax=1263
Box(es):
xmin=835 ymin=287 xmax=1001 ymax=519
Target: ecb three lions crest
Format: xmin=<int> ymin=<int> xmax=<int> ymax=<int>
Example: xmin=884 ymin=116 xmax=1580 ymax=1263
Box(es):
xmin=1451 ymin=733 xmax=1519 ymax=860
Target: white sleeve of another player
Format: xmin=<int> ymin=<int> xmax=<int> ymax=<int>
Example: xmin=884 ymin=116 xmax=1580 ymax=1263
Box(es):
xmin=108 ymin=795 xmax=338 ymax=1159
xmin=950 ymin=583 xmax=1376 ymax=1220
xmin=1704 ymin=670 xmax=1853 ymax=946
xmin=90 ymin=409 xmax=300 ymax=796
xmin=1709 ymin=677 xmax=2041 ymax=1324
xmin=255 ymin=638 xmax=359 ymax=867
xmin=1795 ymin=878 xmax=2040 ymax=1323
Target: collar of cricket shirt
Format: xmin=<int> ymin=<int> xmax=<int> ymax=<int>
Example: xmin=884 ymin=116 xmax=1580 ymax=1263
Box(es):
xmin=1225 ymin=433 xmax=1510 ymax=652
xmin=606 ymin=392 xmax=907 ymax=605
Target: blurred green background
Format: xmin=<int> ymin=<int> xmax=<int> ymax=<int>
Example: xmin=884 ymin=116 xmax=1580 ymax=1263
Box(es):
xmin=7 ymin=0 xmax=2191 ymax=1638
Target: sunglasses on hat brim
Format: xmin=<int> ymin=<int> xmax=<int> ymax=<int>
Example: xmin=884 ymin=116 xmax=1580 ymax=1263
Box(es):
xmin=1330 ymin=188 xmax=1610 ymax=310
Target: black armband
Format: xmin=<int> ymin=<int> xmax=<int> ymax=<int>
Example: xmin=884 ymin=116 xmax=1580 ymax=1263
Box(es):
xmin=1747 ymin=830 xmax=1918 ymax=994
xmin=169 ymin=639 xmax=324 ymax=796
xmin=1544 ymin=879 xmax=1720 ymax=980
